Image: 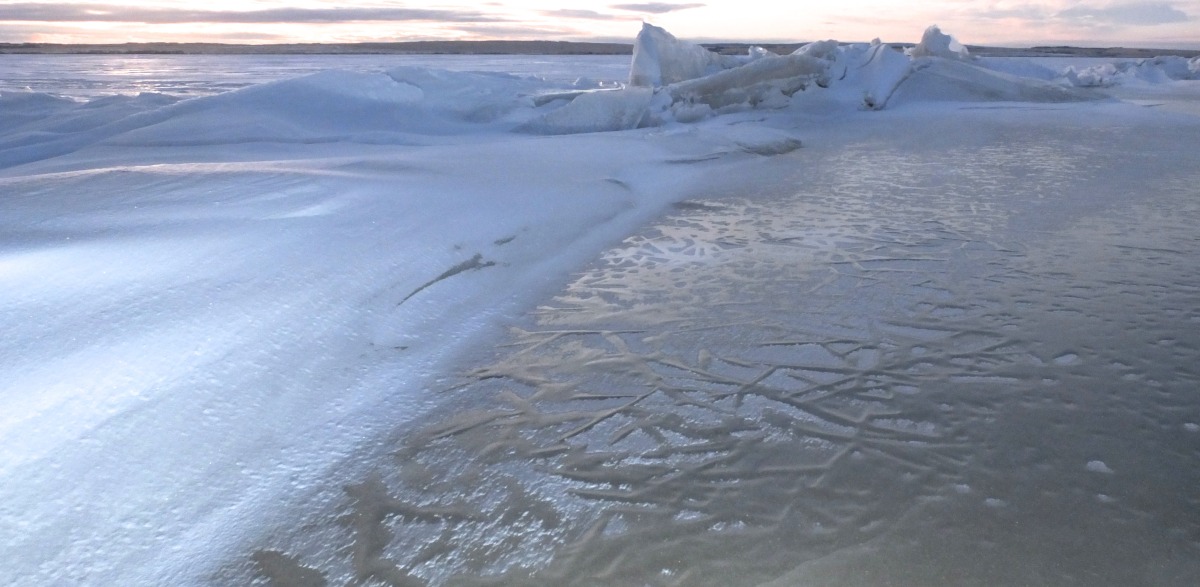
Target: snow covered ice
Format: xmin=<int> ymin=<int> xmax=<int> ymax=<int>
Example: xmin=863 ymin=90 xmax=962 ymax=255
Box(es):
xmin=2 ymin=24 xmax=1200 ymax=586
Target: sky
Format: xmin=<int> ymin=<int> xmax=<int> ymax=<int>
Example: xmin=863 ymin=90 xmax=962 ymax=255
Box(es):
xmin=0 ymin=1 xmax=1197 ymax=48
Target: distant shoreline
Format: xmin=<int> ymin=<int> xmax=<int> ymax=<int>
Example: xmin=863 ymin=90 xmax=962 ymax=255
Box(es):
xmin=1 ymin=40 xmax=1197 ymax=59
xmin=0 ymin=40 xmax=634 ymax=56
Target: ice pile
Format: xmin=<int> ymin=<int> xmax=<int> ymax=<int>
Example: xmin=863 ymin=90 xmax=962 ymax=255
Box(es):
xmin=527 ymin=22 xmax=1109 ymax=132
xmin=1064 ymin=55 xmax=1200 ymax=87
xmin=628 ymin=23 xmax=753 ymax=86
xmin=6 ymin=22 xmax=1189 ymax=157
xmin=887 ymin=27 xmax=1097 ymax=101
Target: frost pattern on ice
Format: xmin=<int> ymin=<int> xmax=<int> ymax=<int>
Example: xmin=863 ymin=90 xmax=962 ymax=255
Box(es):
xmin=244 ymin=123 xmax=1200 ymax=585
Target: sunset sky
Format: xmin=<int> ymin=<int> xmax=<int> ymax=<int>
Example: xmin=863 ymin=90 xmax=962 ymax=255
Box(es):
xmin=1 ymin=1 xmax=1197 ymax=48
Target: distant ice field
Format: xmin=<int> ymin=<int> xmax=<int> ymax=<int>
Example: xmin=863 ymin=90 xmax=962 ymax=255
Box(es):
xmin=0 ymin=53 xmax=1146 ymax=100
xmin=0 ymin=54 xmax=631 ymax=98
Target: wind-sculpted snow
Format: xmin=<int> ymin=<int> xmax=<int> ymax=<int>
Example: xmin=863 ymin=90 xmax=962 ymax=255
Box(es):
xmin=0 ymin=68 xmax=596 ymax=167
xmin=0 ymin=91 xmax=181 ymax=168
xmin=106 ymin=68 xmax=578 ymax=147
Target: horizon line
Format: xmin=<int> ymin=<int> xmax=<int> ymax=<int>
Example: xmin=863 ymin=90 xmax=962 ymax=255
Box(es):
xmin=3 ymin=39 xmax=1199 ymax=53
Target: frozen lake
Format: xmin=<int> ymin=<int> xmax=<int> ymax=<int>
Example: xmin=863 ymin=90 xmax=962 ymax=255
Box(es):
xmin=2 ymin=38 xmax=1199 ymax=585
xmin=0 ymin=54 xmax=630 ymax=98
xmin=0 ymin=53 xmax=1142 ymax=100
xmin=236 ymin=102 xmax=1200 ymax=586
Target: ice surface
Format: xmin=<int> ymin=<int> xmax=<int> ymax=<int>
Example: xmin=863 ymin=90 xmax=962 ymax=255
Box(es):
xmin=272 ymin=102 xmax=1200 ymax=585
xmin=2 ymin=22 xmax=1200 ymax=587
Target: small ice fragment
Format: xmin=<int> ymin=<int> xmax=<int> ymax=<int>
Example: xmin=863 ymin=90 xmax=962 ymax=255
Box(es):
xmin=1053 ymin=353 xmax=1080 ymax=365
xmin=1096 ymin=494 xmax=1116 ymax=504
xmin=984 ymin=497 xmax=1006 ymax=508
xmin=953 ymin=484 xmax=971 ymax=494
xmin=1086 ymin=460 xmax=1114 ymax=474
xmin=1184 ymin=423 xmax=1199 ymax=433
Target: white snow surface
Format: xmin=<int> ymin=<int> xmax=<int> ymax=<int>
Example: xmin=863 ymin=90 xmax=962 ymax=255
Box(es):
xmin=1 ymin=24 xmax=1198 ymax=585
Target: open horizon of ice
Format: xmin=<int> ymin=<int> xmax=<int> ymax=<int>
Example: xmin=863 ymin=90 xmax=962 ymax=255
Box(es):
xmin=2 ymin=22 xmax=1199 ymax=586
xmin=0 ymin=53 xmax=634 ymax=100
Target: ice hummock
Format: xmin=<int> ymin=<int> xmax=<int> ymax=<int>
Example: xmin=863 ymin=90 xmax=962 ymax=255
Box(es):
xmin=908 ymin=25 xmax=972 ymax=60
xmin=1063 ymin=55 xmax=1200 ymax=87
xmin=628 ymin=23 xmax=745 ymax=87
xmin=533 ymin=22 xmax=1117 ymax=131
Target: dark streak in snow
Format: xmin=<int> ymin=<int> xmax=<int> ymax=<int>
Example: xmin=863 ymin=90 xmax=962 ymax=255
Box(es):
xmin=399 ymin=253 xmax=496 ymax=305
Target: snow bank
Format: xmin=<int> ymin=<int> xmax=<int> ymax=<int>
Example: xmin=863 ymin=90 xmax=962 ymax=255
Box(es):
xmin=0 ymin=91 xmax=179 ymax=168
xmin=0 ymin=91 xmax=79 ymax=126
xmin=109 ymin=68 xmax=549 ymax=146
